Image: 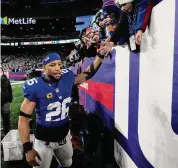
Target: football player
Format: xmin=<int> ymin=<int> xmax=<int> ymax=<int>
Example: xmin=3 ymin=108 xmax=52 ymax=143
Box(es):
xmin=18 ymin=51 xmax=106 ymax=168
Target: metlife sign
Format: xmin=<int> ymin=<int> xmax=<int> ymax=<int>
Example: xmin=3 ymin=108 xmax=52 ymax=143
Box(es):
xmin=1 ymin=16 xmax=36 ymax=25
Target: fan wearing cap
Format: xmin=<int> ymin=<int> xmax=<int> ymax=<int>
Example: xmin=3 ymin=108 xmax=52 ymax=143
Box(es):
xmin=92 ymin=1 xmax=129 ymax=56
xmin=117 ymin=0 xmax=154 ymax=45
xmin=18 ymin=51 xmax=106 ymax=168
xmin=102 ymin=0 xmax=120 ymax=38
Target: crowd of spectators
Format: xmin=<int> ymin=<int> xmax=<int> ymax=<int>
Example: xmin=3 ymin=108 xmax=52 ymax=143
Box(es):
xmin=1 ymin=54 xmax=43 ymax=72
xmin=65 ymin=0 xmax=154 ymax=67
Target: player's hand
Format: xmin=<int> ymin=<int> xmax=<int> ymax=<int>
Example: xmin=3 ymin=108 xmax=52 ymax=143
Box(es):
xmin=98 ymin=41 xmax=114 ymax=57
xmin=136 ymin=30 xmax=143 ymax=45
xmin=25 ymin=149 xmax=42 ymax=166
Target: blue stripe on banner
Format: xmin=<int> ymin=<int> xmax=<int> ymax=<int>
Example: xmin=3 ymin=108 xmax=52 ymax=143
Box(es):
xmin=127 ymin=52 xmax=154 ymax=168
xmin=171 ymin=0 xmax=178 ymax=135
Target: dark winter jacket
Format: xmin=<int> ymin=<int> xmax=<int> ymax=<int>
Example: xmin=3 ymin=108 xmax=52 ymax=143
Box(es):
xmin=1 ymin=74 xmax=13 ymax=105
xmin=131 ymin=0 xmax=155 ymax=33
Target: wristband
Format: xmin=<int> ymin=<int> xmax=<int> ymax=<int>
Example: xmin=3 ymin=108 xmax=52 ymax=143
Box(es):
xmin=23 ymin=142 xmax=33 ymax=154
xmin=97 ymin=53 xmax=105 ymax=59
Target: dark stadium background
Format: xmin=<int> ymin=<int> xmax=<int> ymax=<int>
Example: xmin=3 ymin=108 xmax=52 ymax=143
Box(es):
xmin=1 ymin=0 xmax=102 ymax=58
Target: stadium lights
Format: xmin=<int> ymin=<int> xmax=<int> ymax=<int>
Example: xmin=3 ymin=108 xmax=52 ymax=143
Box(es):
xmin=0 ymin=39 xmax=80 ymax=46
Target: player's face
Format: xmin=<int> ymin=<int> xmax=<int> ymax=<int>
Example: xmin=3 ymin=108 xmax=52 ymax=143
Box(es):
xmin=120 ymin=2 xmax=133 ymax=13
xmin=44 ymin=60 xmax=62 ymax=80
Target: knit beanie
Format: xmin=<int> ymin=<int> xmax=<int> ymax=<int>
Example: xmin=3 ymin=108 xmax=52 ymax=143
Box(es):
xmin=116 ymin=0 xmax=135 ymax=5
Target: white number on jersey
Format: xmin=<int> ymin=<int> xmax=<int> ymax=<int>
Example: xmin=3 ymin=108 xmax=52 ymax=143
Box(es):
xmin=62 ymin=69 xmax=69 ymax=74
xmin=27 ymin=78 xmax=38 ymax=86
xmin=45 ymin=97 xmax=71 ymax=122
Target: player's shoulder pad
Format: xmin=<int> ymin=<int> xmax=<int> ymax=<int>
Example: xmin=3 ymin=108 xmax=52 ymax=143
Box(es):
xmin=62 ymin=68 xmax=75 ymax=80
xmin=62 ymin=69 xmax=74 ymax=75
xmin=23 ymin=77 xmax=40 ymax=101
xmin=23 ymin=77 xmax=40 ymax=92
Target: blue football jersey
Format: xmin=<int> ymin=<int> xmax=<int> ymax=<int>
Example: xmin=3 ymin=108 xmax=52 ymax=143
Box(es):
xmin=23 ymin=69 xmax=75 ymax=127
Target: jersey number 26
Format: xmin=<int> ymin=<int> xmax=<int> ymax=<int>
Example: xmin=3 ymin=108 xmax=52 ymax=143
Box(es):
xmin=45 ymin=97 xmax=71 ymax=122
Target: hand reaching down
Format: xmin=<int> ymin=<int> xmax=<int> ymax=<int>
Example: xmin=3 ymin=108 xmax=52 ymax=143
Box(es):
xmin=136 ymin=30 xmax=143 ymax=45
xmin=25 ymin=149 xmax=42 ymax=166
xmin=98 ymin=41 xmax=115 ymax=57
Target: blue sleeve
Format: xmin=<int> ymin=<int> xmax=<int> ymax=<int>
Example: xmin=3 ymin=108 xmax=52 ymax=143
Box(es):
xmin=135 ymin=0 xmax=150 ymax=32
xmin=68 ymin=70 xmax=76 ymax=86
xmin=23 ymin=82 xmax=37 ymax=102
